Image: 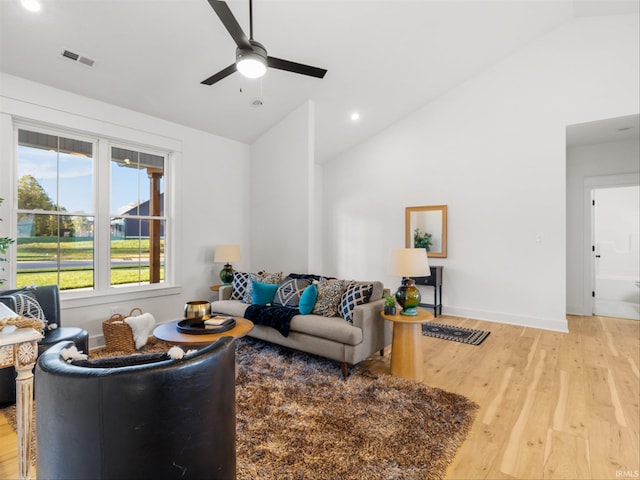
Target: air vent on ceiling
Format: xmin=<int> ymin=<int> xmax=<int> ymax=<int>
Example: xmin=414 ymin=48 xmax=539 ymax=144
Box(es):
xmin=61 ymin=49 xmax=95 ymax=67
xmin=62 ymin=50 xmax=79 ymax=61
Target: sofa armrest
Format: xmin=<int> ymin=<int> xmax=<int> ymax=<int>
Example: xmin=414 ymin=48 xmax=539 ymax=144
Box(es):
xmin=219 ymin=285 xmax=233 ymax=300
xmin=351 ymin=298 xmax=384 ymax=329
xmin=351 ymin=298 xmax=391 ymax=349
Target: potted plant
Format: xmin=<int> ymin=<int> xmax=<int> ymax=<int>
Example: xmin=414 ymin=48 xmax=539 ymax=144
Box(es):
xmin=383 ymin=293 xmax=397 ymax=315
xmin=0 ymin=198 xmax=14 ymax=286
xmin=413 ymin=227 xmax=432 ymax=252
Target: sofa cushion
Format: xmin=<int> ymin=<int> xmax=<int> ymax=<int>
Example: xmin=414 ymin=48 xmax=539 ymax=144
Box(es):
xmin=243 ymin=272 xmax=282 ymax=304
xmin=289 ymin=314 xmax=363 ymax=346
xmin=251 ymin=281 xmax=280 ymax=306
xmin=312 ymin=278 xmax=348 ymax=318
xmin=339 ymin=282 xmax=374 ymax=323
xmin=273 ymin=277 xmax=312 ymax=308
xmin=209 ymin=299 xmax=363 ymax=345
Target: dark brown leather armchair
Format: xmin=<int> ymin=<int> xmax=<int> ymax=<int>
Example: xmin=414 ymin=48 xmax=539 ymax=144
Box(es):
xmin=0 ymin=284 xmax=89 ymax=404
xmin=35 ymin=337 xmax=236 ymax=480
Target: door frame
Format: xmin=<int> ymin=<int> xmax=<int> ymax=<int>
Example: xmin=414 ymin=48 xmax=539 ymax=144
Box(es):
xmin=582 ymin=173 xmax=640 ymax=315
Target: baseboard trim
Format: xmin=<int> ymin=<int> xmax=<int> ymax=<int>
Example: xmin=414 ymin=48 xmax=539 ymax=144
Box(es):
xmin=566 ymin=304 xmax=590 ymax=316
xmin=443 ymin=306 xmax=569 ymax=333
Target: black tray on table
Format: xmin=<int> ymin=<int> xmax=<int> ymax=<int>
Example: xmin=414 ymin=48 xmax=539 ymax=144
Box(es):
xmin=176 ymin=317 xmax=236 ymax=335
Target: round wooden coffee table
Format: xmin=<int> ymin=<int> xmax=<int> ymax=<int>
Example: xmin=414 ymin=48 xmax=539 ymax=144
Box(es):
xmin=381 ymin=309 xmax=434 ymax=381
xmin=153 ymin=317 xmax=253 ymax=346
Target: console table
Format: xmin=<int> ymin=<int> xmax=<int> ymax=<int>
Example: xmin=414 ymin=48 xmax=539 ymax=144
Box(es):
xmin=0 ymin=327 xmax=42 ymax=480
xmin=413 ymin=266 xmax=443 ymax=317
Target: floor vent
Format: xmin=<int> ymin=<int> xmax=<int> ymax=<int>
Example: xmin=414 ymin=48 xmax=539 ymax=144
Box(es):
xmin=61 ymin=49 xmax=95 ymax=67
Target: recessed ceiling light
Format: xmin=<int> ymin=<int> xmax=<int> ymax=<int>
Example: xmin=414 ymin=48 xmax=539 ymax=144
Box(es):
xmin=21 ymin=0 xmax=42 ymax=12
xmin=350 ymin=112 xmax=360 ymax=121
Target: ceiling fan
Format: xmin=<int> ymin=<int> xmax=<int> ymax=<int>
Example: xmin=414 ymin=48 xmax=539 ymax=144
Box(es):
xmin=201 ymin=0 xmax=327 ymax=86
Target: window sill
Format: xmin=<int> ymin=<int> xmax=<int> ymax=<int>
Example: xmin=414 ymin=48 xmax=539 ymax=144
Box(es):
xmin=61 ymin=284 xmax=182 ymax=310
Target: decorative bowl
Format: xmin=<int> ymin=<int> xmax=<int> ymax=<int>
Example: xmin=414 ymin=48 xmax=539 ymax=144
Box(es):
xmin=184 ymin=300 xmax=211 ymax=320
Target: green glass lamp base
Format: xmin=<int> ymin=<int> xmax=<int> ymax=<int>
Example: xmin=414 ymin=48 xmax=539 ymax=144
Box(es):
xmin=395 ymin=277 xmax=421 ymax=317
xmin=219 ymin=264 xmax=235 ymax=285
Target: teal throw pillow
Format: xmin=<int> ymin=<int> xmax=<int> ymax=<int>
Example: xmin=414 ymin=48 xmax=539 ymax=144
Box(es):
xmin=298 ymin=284 xmax=318 ymax=315
xmin=251 ymin=280 xmax=280 ymax=306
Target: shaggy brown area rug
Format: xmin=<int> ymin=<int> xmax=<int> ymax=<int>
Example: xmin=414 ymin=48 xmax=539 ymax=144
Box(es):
xmin=3 ymin=337 xmax=478 ymax=480
xmin=235 ymin=338 xmax=477 ymax=480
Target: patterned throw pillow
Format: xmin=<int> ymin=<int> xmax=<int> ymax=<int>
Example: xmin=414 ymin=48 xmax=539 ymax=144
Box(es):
xmin=339 ymin=282 xmax=374 ymax=323
xmin=242 ymin=272 xmax=282 ymax=304
xmin=312 ymin=278 xmax=348 ymax=318
xmin=273 ymin=277 xmax=312 ymax=308
xmin=231 ymin=272 xmax=250 ymax=300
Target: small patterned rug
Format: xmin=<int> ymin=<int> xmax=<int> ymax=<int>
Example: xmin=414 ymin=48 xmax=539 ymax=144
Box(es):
xmin=422 ymin=322 xmax=490 ymax=345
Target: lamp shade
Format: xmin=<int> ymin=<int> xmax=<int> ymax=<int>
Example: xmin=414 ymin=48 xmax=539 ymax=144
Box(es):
xmin=214 ymin=245 xmax=241 ymax=263
xmin=391 ymin=248 xmax=431 ymax=278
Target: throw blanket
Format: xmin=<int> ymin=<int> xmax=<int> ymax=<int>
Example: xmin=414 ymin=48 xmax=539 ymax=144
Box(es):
xmin=124 ymin=312 xmax=156 ymax=349
xmin=244 ymin=305 xmax=299 ymax=337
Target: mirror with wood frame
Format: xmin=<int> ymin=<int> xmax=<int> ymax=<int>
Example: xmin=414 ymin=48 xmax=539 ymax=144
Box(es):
xmin=405 ymin=205 xmax=448 ymax=258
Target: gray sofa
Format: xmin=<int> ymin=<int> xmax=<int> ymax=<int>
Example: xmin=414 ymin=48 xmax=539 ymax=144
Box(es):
xmin=210 ymin=281 xmax=391 ymax=377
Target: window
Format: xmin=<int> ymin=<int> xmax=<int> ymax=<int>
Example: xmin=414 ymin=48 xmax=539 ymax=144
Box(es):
xmin=110 ymin=146 xmax=165 ymax=286
xmin=16 ymin=126 xmax=169 ymax=292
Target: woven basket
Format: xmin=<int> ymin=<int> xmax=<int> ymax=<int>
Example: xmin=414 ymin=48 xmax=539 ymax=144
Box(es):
xmin=102 ymin=307 xmax=143 ymax=353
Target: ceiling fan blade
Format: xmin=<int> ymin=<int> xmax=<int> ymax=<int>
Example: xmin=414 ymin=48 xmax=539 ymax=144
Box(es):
xmin=201 ymin=63 xmax=237 ymax=85
xmin=267 ymin=57 xmax=327 ymax=79
xmin=207 ymin=0 xmax=251 ymax=50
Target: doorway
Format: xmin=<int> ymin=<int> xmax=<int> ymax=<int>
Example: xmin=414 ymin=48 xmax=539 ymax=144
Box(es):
xmin=592 ymin=185 xmax=640 ymax=320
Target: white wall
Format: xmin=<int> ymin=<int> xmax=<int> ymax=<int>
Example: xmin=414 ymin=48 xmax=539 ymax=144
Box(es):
xmin=566 ymin=138 xmax=640 ymax=315
xmin=0 ymin=73 xmax=250 ymax=347
xmin=321 ymin=14 xmax=639 ymax=332
xmin=250 ymin=101 xmax=315 ymax=274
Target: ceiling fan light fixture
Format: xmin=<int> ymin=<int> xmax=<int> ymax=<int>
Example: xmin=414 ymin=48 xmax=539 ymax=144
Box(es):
xmin=236 ymin=42 xmax=267 ymax=79
xmin=237 ymin=54 xmax=266 ymax=79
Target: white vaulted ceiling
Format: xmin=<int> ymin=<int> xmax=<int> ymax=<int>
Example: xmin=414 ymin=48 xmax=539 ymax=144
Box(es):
xmin=1 ymin=0 xmax=638 ymax=163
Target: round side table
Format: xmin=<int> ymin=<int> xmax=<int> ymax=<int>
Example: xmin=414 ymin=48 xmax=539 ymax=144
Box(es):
xmin=381 ymin=309 xmax=434 ymax=381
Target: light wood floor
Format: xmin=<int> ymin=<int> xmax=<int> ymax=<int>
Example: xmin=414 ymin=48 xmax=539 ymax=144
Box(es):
xmin=0 ymin=314 xmax=638 ymax=479
xmin=362 ymin=314 xmax=640 ymax=479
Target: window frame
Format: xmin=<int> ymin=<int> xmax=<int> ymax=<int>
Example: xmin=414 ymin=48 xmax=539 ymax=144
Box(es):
xmin=12 ymin=121 xmax=178 ymax=305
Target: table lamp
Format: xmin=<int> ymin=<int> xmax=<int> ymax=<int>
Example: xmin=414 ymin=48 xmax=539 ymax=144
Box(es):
xmin=391 ymin=248 xmax=431 ymax=316
xmin=214 ymin=244 xmax=241 ymax=285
